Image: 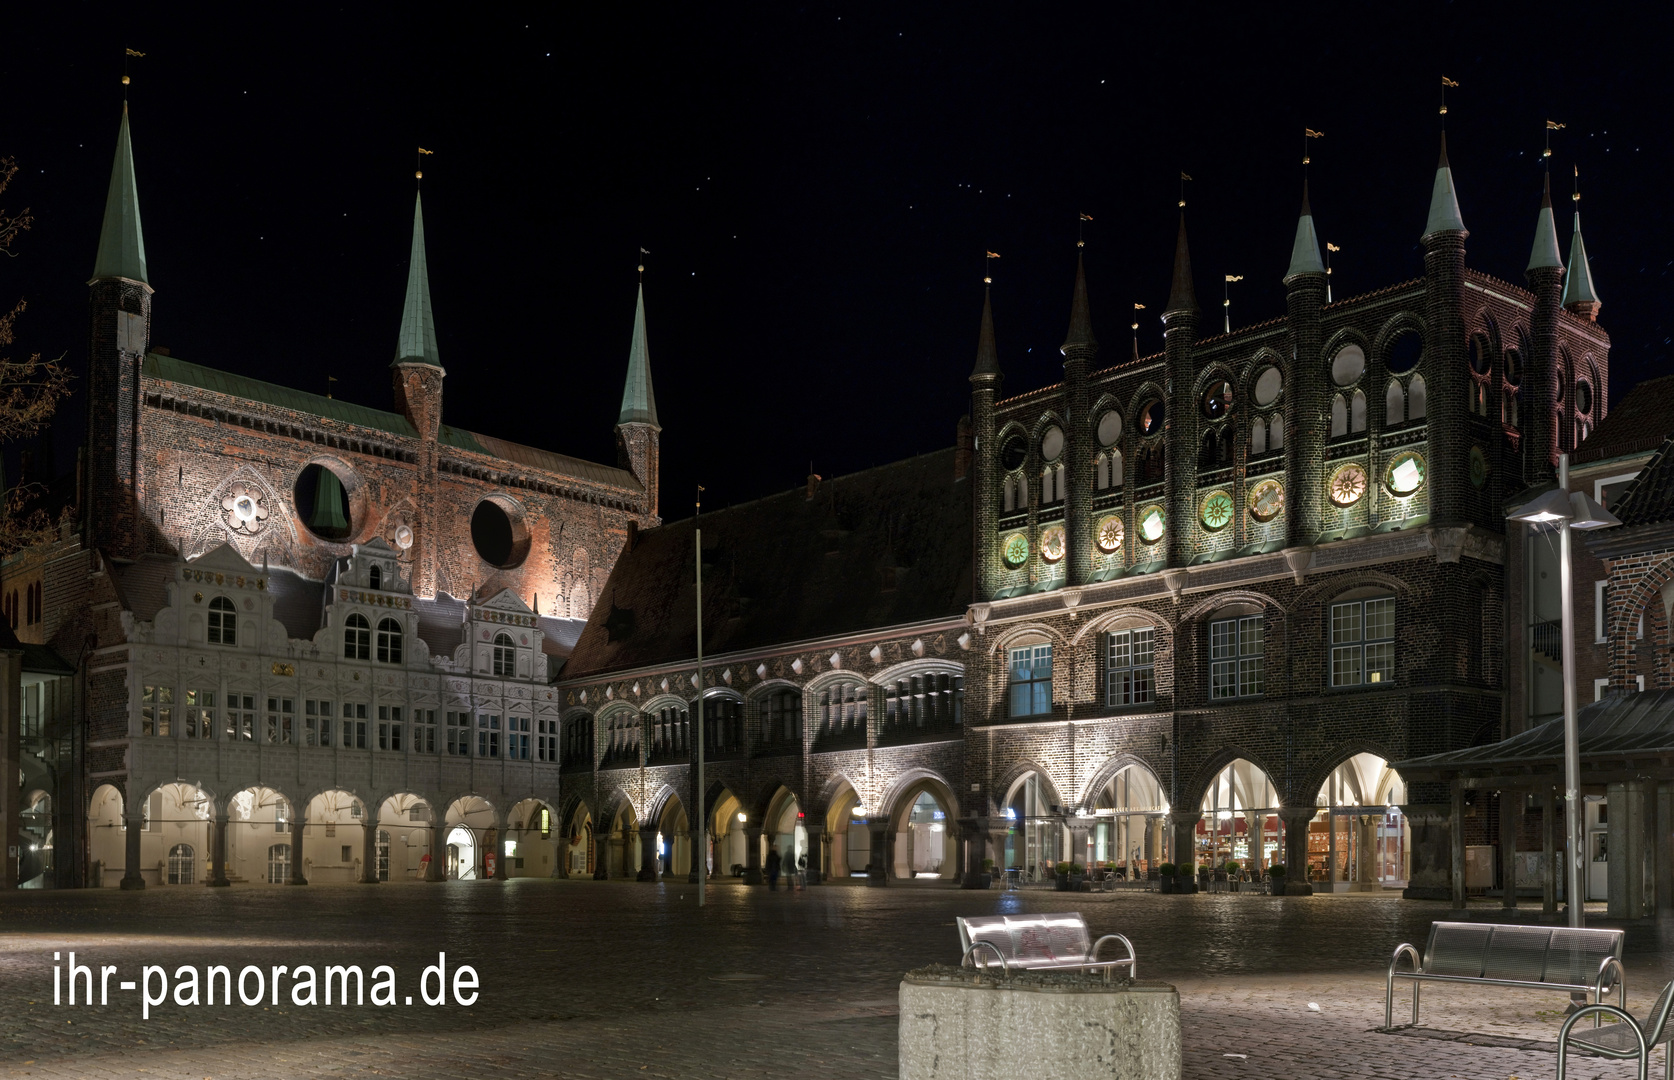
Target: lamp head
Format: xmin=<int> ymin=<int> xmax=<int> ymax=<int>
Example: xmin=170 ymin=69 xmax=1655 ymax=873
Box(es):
xmin=1508 ymin=487 xmax=1574 ymax=525
xmin=1567 ymin=491 xmax=1621 ymax=530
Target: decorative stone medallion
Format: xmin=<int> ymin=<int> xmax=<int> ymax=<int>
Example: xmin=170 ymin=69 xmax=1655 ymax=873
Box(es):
xmin=1001 ymin=533 xmax=1029 ymax=568
xmin=1096 ymin=515 xmax=1124 ymax=553
xmin=221 ymin=481 xmax=269 ymax=535
xmin=1039 ymin=525 xmax=1066 ymax=562
xmin=1385 ymin=452 xmax=1426 ymax=497
xmin=1468 ymin=446 xmax=1488 ymax=489
xmin=1137 ymin=505 xmax=1166 ymax=544
xmin=1329 ymin=463 xmax=1368 ymax=507
xmin=1249 ymin=479 xmax=1284 ymax=523
xmin=1200 ymin=490 xmax=1233 ymax=531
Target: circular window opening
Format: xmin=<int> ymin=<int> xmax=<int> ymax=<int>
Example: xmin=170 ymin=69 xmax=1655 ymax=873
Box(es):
xmin=471 ymin=498 xmax=531 ymax=569
xmin=294 ymin=463 xmax=354 ymax=541
xmin=1202 ymin=380 xmax=1233 ymax=420
xmin=1386 ymin=331 xmax=1422 ymax=375
xmin=1469 ymin=337 xmax=1491 ymax=375
xmin=999 ymin=435 xmax=1027 ymax=471
xmin=1253 ymin=365 xmax=1282 ymax=406
xmin=1040 ymin=425 xmax=1065 ymax=462
xmin=1137 ymin=399 xmax=1165 ymax=437
xmin=1576 ymin=381 xmax=1593 ymax=415
xmin=1330 ymin=345 xmax=1366 ymax=386
xmin=1096 ymin=410 xmax=1122 ymax=448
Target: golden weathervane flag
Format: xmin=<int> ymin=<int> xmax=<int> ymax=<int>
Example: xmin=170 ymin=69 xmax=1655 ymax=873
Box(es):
xmin=1134 ymin=303 xmax=1145 ymax=310
xmin=985 ymin=251 xmax=1001 ymax=259
xmin=1327 ymin=243 xmax=1341 ymax=253
xmin=1079 ymin=212 xmax=1094 ymax=221
xmin=1180 ymin=171 xmax=1193 ymax=182
xmin=1547 ymin=120 xmax=1565 ymax=130
xmin=418 ymin=148 xmax=435 ymax=155
xmin=1442 ymin=76 xmax=1459 ymax=88
xmin=1305 ymin=128 xmax=1324 ymax=138
xmin=125 ymin=48 xmax=146 ymax=57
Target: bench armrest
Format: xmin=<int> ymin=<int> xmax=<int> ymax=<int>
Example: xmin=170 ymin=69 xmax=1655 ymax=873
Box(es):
xmin=1557 ymin=1005 xmax=1645 ymax=1080
xmin=962 ymin=940 xmax=1010 ymax=977
xmin=1384 ymin=943 xmax=1423 ymax=1030
xmin=1091 ymin=934 xmax=1137 ymax=983
xmin=1597 ymin=956 xmax=1627 ymax=1016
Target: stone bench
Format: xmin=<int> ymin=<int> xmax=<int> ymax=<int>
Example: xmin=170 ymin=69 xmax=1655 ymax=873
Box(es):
xmin=1384 ymin=921 xmax=1625 ymax=1031
xmin=957 ymin=912 xmax=1136 ymax=981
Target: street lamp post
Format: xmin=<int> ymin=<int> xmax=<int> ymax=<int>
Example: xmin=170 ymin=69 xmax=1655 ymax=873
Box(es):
xmin=695 ymin=486 xmax=706 ymax=908
xmin=1507 ymin=452 xmax=1619 ymax=927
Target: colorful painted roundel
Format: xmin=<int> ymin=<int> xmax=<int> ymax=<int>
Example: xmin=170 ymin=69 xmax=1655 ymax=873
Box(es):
xmin=1200 ymin=491 xmax=1233 ymax=531
xmin=1386 ymin=451 xmax=1426 ymax=496
xmin=1040 ymin=525 xmax=1066 ymax=562
xmin=1002 ymin=533 xmax=1029 ymax=568
xmin=1249 ymin=479 xmax=1284 ymax=523
xmin=1469 ymin=446 xmax=1488 ymax=489
xmin=1138 ymin=505 xmax=1166 ymax=544
xmin=1096 ymin=515 xmax=1124 ymax=553
xmin=1329 ymin=463 xmax=1368 ymax=507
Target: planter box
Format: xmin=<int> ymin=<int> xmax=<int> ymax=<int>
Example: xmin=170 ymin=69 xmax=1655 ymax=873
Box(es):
xmin=901 ymin=966 xmax=1180 ymax=1080
xmin=1158 ymin=878 xmax=1176 ymax=894
xmin=1174 ymin=876 xmax=1197 ymax=894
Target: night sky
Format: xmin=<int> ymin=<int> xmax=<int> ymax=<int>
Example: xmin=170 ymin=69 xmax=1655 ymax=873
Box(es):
xmin=3 ymin=5 xmax=1669 ymax=521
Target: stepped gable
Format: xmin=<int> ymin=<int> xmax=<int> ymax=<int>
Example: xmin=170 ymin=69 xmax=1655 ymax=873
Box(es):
xmin=563 ymin=448 xmax=972 ymax=678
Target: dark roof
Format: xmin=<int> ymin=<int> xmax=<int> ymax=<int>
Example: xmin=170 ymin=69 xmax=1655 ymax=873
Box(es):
xmin=539 ymin=616 xmax=587 ymax=658
xmin=110 ymin=554 xmax=178 ymax=622
xmin=1611 ymin=435 xmax=1674 ymax=529
xmin=145 ymin=352 xmax=639 ymax=490
xmin=20 ymin=643 xmax=75 ymax=674
xmin=1396 ymin=689 xmax=1674 ymax=778
xmin=266 ymin=568 xmax=325 ymax=640
xmin=563 ymin=448 xmax=972 ymax=679
xmin=1573 ymin=373 xmax=1674 ymax=465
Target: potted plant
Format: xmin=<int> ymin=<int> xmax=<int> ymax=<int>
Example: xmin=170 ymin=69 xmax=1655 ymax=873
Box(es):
xmin=980 ymin=857 xmax=995 ymax=890
xmin=1054 ymin=861 xmax=1073 ymax=891
xmin=1157 ymin=862 xmax=1177 ymax=893
xmin=1068 ymin=862 xmax=1086 ymax=890
xmin=1266 ymin=863 xmax=1286 ymax=896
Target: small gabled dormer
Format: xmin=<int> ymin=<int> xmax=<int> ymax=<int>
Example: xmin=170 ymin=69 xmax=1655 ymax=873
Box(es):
xmin=324 ymin=539 xmax=420 ymax=667
xmin=163 ymin=543 xmax=275 ymax=651
xmin=469 ymin=588 xmax=543 ymax=681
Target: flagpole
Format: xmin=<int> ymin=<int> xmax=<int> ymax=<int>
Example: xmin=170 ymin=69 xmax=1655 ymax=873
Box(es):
xmin=695 ymin=485 xmax=706 ymax=907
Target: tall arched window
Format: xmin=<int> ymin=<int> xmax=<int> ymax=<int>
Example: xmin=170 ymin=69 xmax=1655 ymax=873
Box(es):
xmin=1330 ymin=395 xmax=1348 ymax=438
xmin=376 ymin=617 xmax=403 ymax=664
xmin=765 ymin=689 xmax=801 ymax=744
xmin=1251 ymin=417 xmax=1267 ymax=455
xmin=1385 ymin=381 xmax=1405 ymax=426
xmin=1350 ymin=389 xmax=1367 ymax=433
xmin=208 ymin=596 xmax=238 ymax=646
xmin=1095 ymin=454 xmax=1110 ymax=490
xmin=344 ymin=613 xmax=371 ymax=660
xmin=368 ymin=564 xmax=382 ymax=590
xmin=817 ymin=682 xmax=868 ymax=739
xmin=1269 ymin=415 xmax=1285 ymax=450
xmin=492 ymin=633 xmax=515 ymax=676
xmin=1409 ymin=375 xmax=1427 ymax=420
xmin=1110 ymin=448 xmax=1123 ymax=487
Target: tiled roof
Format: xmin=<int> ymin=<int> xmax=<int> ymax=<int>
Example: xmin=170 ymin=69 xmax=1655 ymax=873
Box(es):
xmin=1572 ymin=373 xmax=1674 ymax=465
xmin=1610 ymin=435 xmax=1674 ymax=529
xmin=562 ymin=448 xmax=972 ymax=679
xmin=413 ymin=592 xmax=468 ymax=659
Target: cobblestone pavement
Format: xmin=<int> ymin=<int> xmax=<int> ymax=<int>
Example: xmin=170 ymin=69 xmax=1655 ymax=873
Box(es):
xmin=2 ymin=881 xmax=1672 ymax=1079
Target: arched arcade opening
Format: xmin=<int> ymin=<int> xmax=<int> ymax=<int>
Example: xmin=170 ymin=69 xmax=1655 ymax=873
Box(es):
xmin=1314 ymin=753 xmax=1408 ymax=891
xmin=1090 ymin=763 xmax=1168 ymax=880
xmin=1197 ymin=760 xmax=1279 ymax=877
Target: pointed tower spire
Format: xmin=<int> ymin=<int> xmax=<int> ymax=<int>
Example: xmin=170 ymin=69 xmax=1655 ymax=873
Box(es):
xmin=393 ymin=192 xmax=441 ymax=369
xmin=1562 ymin=172 xmax=1601 ymax=319
xmin=1526 ymin=173 xmax=1563 ymax=272
xmin=618 ymin=277 xmax=659 ymax=426
xmin=1165 ymin=215 xmax=1197 ymax=314
xmin=1061 ymin=251 xmax=1097 ymax=353
xmin=91 ymin=104 xmax=148 ymax=285
xmin=972 ymin=285 xmax=1001 ymax=378
xmin=1422 ymin=132 xmax=1468 ymax=239
xmin=1284 ymin=180 xmax=1325 ymax=281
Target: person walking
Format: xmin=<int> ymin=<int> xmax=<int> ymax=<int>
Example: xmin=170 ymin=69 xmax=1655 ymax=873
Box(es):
xmin=766 ymin=847 xmax=781 ymax=891
xmin=797 ymin=852 xmax=808 ymax=889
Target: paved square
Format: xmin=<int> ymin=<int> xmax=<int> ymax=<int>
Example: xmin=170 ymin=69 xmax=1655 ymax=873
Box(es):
xmin=0 ymin=882 xmax=1664 ymax=1078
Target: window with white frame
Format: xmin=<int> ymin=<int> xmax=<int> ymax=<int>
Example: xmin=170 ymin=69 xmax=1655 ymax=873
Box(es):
xmin=376 ymin=617 xmax=403 ymax=664
xmin=226 ymin=693 xmax=256 ymax=741
xmin=305 ymin=699 xmax=333 ymax=747
xmin=446 ymin=710 xmax=471 ymax=756
xmin=1008 ymin=644 xmax=1053 ymax=717
xmin=377 ymin=704 xmax=403 ymax=751
xmin=537 ymin=717 xmax=558 ymax=761
xmin=1106 ymin=627 xmax=1156 ymax=706
xmin=266 ymin=697 xmax=294 ymax=744
xmin=507 ymin=714 xmax=530 ymax=760
xmin=142 ymin=685 xmax=173 ymax=736
xmin=413 ymin=709 xmax=437 ymax=753
xmin=492 ymin=633 xmax=515 ymax=677
xmin=1330 ymin=597 xmax=1395 ymax=687
xmin=184 ymin=689 xmax=214 ymax=739
xmin=207 ymin=596 xmax=237 ymax=645
xmin=477 ymin=713 xmax=501 ymax=758
xmin=344 ymin=613 xmax=371 ymax=660
xmin=341 ymin=702 xmax=368 ymax=749
xmin=1209 ymin=615 xmax=1264 ymax=699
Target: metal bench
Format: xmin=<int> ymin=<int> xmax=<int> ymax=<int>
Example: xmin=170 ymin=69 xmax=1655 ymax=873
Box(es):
xmin=1558 ymin=979 xmax=1674 ymax=1080
xmin=957 ymin=912 xmax=1136 ymax=982
xmin=1384 ymin=921 xmax=1625 ymax=1031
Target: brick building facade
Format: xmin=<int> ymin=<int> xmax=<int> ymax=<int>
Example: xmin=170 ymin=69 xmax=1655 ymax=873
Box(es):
xmin=552 ymin=141 xmax=1614 ymax=899
xmin=4 ymin=105 xmax=660 ymax=888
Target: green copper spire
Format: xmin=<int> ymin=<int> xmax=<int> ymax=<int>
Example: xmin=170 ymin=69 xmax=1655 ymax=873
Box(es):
xmin=1562 ymin=208 xmax=1601 ymax=315
xmin=1527 ymin=173 xmax=1563 ymax=272
xmin=91 ymin=104 xmax=148 ymax=285
xmin=1284 ymin=180 xmax=1325 ymax=280
xmin=972 ymin=285 xmax=1000 ymax=378
xmin=1422 ymin=132 xmax=1467 ymax=239
xmin=392 ymin=191 xmax=441 ymax=369
xmin=617 ymin=280 xmax=659 ymax=426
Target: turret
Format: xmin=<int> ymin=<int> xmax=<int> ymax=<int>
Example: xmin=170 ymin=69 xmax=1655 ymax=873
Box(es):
xmin=971 ymin=283 xmax=1003 ymax=601
xmin=1162 ymin=215 xmax=1197 ymax=569
xmin=1284 ymin=181 xmax=1327 ymax=547
xmin=1561 ymin=181 xmax=1601 ymax=321
xmin=390 ymin=187 xmax=444 ymax=596
xmin=1523 ymin=173 xmax=1564 ymax=481
xmin=86 ymin=103 xmax=151 ymax=558
xmin=1419 ymin=133 xmax=1469 ymax=527
xmin=1061 ymin=252 xmax=1096 ymax=587
xmin=615 ymin=271 xmax=661 ymax=522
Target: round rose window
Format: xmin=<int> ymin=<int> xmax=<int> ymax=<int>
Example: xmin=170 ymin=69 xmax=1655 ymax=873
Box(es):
xmin=1096 ymin=515 xmax=1124 ymax=553
xmin=1040 ymin=525 xmax=1066 ymax=562
xmin=1002 ymin=533 xmax=1029 ymax=568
